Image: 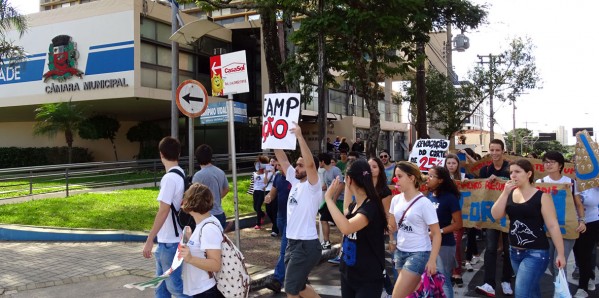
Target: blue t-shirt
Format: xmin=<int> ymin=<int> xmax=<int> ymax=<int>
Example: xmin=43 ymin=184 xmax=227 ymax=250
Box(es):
xmin=428 ymin=192 xmax=461 ymax=246
xmin=272 ymin=172 xmax=292 ymax=219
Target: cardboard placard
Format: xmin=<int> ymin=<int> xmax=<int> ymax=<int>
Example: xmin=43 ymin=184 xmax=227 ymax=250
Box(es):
xmin=261 ymin=93 xmax=301 ymax=150
xmin=408 ymin=139 xmax=450 ymax=172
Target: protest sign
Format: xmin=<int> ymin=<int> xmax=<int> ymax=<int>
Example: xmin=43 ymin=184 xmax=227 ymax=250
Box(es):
xmin=261 ymin=93 xmax=301 ymax=150
xmin=574 ymin=130 xmax=599 ymax=192
xmin=456 ymin=180 xmax=578 ymax=239
xmin=464 ymin=156 xmax=575 ymax=181
xmin=408 ymin=139 xmax=450 ymax=172
xmin=124 ymin=226 xmax=191 ymax=291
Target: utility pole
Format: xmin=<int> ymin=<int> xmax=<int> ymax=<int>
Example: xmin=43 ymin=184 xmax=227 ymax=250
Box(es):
xmin=512 ymin=103 xmax=516 ymax=153
xmin=170 ymin=0 xmax=180 ymax=139
xmin=477 ymin=54 xmax=503 ymax=141
xmin=317 ymin=0 xmax=328 ymax=154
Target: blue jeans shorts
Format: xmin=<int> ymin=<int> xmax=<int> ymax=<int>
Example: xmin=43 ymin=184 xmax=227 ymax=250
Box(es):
xmin=394 ymin=250 xmax=431 ymax=276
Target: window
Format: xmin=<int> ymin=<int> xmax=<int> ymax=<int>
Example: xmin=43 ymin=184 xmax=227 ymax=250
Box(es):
xmin=140 ymin=43 xmax=156 ymax=64
xmin=157 ymin=47 xmax=171 ymax=67
xmin=141 ymin=68 xmax=157 ymax=88
xmin=141 ymin=18 xmax=156 ymax=39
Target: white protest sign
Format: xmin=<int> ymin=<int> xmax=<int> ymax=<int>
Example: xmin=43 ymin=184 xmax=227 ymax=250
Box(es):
xmin=408 ymin=139 xmax=450 ymax=172
xmin=261 ymin=93 xmax=301 ymax=150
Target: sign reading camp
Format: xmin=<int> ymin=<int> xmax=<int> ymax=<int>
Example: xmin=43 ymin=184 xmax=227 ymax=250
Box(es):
xmin=262 ymin=93 xmax=301 ymax=150
xmin=408 ymin=139 xmax=450 ymax=172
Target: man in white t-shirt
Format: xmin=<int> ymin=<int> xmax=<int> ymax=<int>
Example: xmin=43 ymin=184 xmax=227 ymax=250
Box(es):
xmin=142 ymin=137 xmax=190 ymax=298
xmin=274 ymin=122 xmax=323 ymax=298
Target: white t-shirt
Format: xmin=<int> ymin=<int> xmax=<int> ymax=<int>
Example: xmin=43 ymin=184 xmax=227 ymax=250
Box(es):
xmin=580 ymin=187 xmax=599 ymax=223
xmin=286 ymin=165 xmax=322 ymax=240
xmin=182 ymin=216 xmax=223 ymax=296
xmin=536 ymin=175 xmax=579 ymax=194
xmin=389 ymin=192 xmax=439 ymax=252
xmin=156 ymin=166 xmax=185 ymax=243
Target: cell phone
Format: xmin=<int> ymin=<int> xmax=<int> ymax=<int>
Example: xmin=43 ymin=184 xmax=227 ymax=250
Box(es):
xmin=182 ymin=226 xmax=191 ymax=246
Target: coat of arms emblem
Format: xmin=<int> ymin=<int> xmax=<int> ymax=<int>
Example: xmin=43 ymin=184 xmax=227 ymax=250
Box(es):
xmin=42 ymin=35 xmax=84 ymax=82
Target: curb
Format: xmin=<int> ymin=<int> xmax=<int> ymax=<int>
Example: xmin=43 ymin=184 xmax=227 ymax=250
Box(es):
xmin=248 ymin=244 xmax=340 ymax=293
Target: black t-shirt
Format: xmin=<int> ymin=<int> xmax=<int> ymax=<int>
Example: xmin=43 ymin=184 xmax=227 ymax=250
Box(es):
xmin=506 ymin=190 xmax=549 ymax=249
xmin=340 ymin=198 xmax=385 ymax=283
xmin=479 ymin=160 xmax=510 ymax=179
xmin=428 ymin=192 xmax=461 ymax=246
xmin=376 ymin=183 xmax=392 ymax=200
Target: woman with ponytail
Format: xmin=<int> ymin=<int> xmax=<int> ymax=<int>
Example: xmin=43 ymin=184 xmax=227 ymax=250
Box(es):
xmin=324 ymin=159 xmax=388 ymax=297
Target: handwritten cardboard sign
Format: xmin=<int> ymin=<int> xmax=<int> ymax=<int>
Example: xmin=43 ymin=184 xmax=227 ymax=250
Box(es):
xmin=574 ymin=130 xmax=599 ymax=191
xmin=408 ymin=139 xmax=450 ymax=172
xmin=261 ymin=93 xmax=301 ymax=150
xmin=456 ymin=180 xmax=578 ymax=239
xmin=464 ymin=156 xmax=575 ymax=181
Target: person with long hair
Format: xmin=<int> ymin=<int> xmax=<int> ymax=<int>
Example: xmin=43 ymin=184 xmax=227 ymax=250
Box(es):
xmin=444 ymin=153 xmax=474 ymax=287
xmin=179 ymin=183 xmax=224 ymax=298
xmin=324 ymin=159 xmax=388 ymax=297
xmin=491 ymin=159 xmax=566 ymax=298
xmin=426 ymin=166 xmax=463 ymax=298
xmin=388 ymin=161 xmax=441 ymax=298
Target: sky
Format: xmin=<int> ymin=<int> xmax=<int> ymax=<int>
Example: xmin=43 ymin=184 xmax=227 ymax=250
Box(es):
xmin=11 ymin=0 xmax=597 ymax=145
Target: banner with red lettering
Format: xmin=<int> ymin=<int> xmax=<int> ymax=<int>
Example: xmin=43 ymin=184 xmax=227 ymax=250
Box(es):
xmin=261 ymin=93 xmax=301 ymax=150
xmin=464 ymin=157 xmax=575 ymax=181
xmin=457 ymin=180 xmax=578 ymax=239
xmin=574 ymin=130 xmax=599 ymax=192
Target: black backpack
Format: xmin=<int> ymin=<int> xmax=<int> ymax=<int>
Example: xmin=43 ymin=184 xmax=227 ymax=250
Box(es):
xmin=168 ymin=169 xmax=196 ymax=236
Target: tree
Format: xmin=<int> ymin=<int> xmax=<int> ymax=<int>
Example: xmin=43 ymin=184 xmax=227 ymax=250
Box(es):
xmin=78 ymin=115 xmax=121 ymax=161
xmin=33 ymin=100 xmax=86 ymax=164
xmin=290 ymin=0 xmax=487 ymax=156
xmin=126 ymin=121 xmax=164 ymax=159
xmin=464 ymin=37 xmax=542 ymax=139
xmin=0 ymin=0 xmax=27 ymax=65
xmin=533 ymin=140 xmax=568 ymax=158
xmin=504 ymin=128 xmax=532 ymax=155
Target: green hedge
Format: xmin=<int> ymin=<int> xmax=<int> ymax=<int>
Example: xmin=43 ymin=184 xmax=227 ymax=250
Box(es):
xmin=0 ymin=147 xmax=93 ymax=168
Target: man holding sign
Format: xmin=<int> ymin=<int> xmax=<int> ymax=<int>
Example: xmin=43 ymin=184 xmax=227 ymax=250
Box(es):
xmin=475 ymin=139 xmax=514 ymax=297
xmin=274 ymin=122 xmax=323 ymax=298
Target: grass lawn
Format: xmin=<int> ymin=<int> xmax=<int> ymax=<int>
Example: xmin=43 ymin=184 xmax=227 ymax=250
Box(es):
xmin=0 ymin=176 xmax=255 ymax=231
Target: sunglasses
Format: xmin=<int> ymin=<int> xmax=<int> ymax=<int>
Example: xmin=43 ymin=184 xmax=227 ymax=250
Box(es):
xmin=380 ymin=155 xmax=389 ymax=158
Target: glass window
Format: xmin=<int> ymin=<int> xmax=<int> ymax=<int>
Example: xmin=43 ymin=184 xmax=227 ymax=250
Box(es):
xmin=156 ymin=22 xmax=172 ymax=44
xmin=179 ymin=52 xmax=193 ymax=72
xmin=140 ymin=43 xmax=156 ymax=64
xmin=157 ymin=71 xmax=172 ymax=90
xmin=157 ymin=47 xmax=171 ymax=67
xmin=141 ymin=18 xmax=156 ymax=40
xmin=141 ymin=68 xmax=157 ymax=88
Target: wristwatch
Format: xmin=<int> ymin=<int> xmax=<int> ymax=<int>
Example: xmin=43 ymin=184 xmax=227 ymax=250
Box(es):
xmin=440 ymin=228 xmax=444 ymax=234
xmin=389 ymin=240 xmax=396 ymax=244
xmin=578 ymin=218 xmax=586 ymax=224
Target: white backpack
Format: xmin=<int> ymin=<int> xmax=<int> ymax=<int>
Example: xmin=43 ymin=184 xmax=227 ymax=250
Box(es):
xmin=199 ymin=221 xmax=250 ymax=297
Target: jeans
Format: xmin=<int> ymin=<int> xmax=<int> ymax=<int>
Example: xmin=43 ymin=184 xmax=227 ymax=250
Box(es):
xmin=510 ymin=247 xmax=550 ymax=298
xmin=273 ymin=216 xmax=287 ymax=283
xmin=155 ymin=243 xmax=190 ymax=298
xmin=573 ymin=220 xmax=599 ymax=291
xmin=547 ymin=238 xmax=575 ymax=277
xmin=253 ymin=190 xmax=265 ymax=226
xmin=483 ymin=229 xmax=513 ymax=287
xmin=265 ymin=195 xmax=279 ymax=234
xmin=213 ymin=212 xmax=227 ymax=230
xmin=465 ymin=228 xmax=480 ymax=261
xmin=453 ymin=228 xmax=464 ymax=276
xmin=393 ymin=250 xmax=430 ymax=275
xmin=436 ymin=245 xmax=456 ymax=298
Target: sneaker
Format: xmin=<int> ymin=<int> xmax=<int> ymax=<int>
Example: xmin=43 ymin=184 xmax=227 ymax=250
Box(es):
xmin=329 ymin=221 xmax=336 ymax=226
xmin=270 ymin=232 xmax=278 ymax=237
xmin=265 ymin=278 xmax=282 ymax=293
xmin=573 ymin=266 xmax=580 ymax=279
xmin=589 ymin=279 xmax=596 ymax=291
xmin=465 ymin=262 xmax=474 ymax=272
xmin=328 ymin=255 xmax=341 ymax=264
xmin=254 ymin=225 xmax=261 ymax=230
xmin=453 ymin=277 xmax=464 ymax=288
xmin=475 ymin=283 xmax=496 ymax=297
xmin=471 ymin=255 xmax=481 ymax=265
xmin=574 ymin=289 xmax=589 ymax=298
xmin=501 ymin=282 xmax=513 ymax=296
xmin=321 ymin=241 xmax=331 ymax=249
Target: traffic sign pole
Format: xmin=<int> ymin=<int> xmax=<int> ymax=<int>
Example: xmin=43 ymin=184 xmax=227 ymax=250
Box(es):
xmin=176 ymin=80 xmax=209 ymax=177
xmin=227 ymin=93 xmax=240 ymax=249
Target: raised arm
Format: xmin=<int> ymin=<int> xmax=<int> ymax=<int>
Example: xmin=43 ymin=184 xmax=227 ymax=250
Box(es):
xmin=274 ymin=149 xmax=290 ymax=177
xmin=491 ymin=180 xmax=516 ymax=220
xmin=291 ymin=122 xmax=319 ymax=185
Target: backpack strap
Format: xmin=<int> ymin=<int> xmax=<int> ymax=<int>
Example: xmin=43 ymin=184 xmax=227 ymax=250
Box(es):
xmin=197 ymin=220 xmax=224 ymax=279
xmin=168 ymin=168 xmax=187 ymax=237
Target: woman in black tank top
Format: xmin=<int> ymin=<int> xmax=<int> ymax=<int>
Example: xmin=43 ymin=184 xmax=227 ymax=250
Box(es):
xmin=490 ymin=159 xmax=566 ymax=297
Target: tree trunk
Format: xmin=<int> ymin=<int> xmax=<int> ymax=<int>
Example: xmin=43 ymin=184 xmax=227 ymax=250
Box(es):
xmin=365 ymin=90 xmax=381 ymax=158
xmin=260 ymin=8 xmax=286 ymax=93
xmin=110 ymin=138 xmax=119 ymax=161
xmin=415 ymin=42 xmax=429 ymax=139
xmin=65 ymin=129 xmax=73 ymax=164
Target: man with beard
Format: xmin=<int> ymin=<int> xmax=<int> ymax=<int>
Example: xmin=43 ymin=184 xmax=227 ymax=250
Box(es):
xmin=274 ymin=122 xmax=323 ymax=298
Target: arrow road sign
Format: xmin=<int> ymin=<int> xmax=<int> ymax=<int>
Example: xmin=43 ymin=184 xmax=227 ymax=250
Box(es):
xmin=176 ymin=80 xmax=209 ymax=118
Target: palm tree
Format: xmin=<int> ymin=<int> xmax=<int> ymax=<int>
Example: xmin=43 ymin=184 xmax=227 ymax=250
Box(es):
xmin=34 ymin=99 xmax=86 ymax=164
xmin=0 ymin=0 xmax=28 ymax=65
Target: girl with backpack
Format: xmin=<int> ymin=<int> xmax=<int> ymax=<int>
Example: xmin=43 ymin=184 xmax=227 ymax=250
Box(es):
xmin=388 ymin=161 xmax=441 ymax=298
xmin=252 ymin=155 xmax=272 ymax=230
xmin=323 ymin=159 xmax=388 ymax=297
xmin=179 ymin=183 xmax=225 ymax=298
